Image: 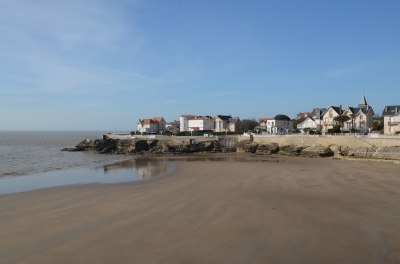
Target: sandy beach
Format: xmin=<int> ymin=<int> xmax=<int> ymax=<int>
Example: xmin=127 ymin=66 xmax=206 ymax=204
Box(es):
xmin=1 ymin=154 xmax=400 ymax=263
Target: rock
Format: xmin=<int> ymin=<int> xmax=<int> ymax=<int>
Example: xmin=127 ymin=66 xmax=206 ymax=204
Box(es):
xmin=76 ymin=138 xmax=117 ymax=152
xmin=372 ymin=146 xmax=400 ymax=160
xmin=147 ymin=139 xmax=159 ymax=148
xmin=256 ymin=143 xmax=279 ymax=155
xmin=116 ymin=140 xmax=150 ymax=154
xmin=279 ymin=144 xmax=309 ymax=156
xmin=237 ymin=141 xmax=259 ymax=153
xmin=338 ymin=146 xmax=376 ymax=158
xmin=161 ymin=143 xmax=170 ymax=152
xmin=301 ymin=144 xmax=334 ymax=157
xmin=100 ymin=146 xmax=114 ymax=154
xmin=61 ymin=147 xmax=84 ymax=151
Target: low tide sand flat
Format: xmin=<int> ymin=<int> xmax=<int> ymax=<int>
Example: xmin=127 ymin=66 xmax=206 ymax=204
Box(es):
xmin=1 ymin=154 xmax=400 ymax=263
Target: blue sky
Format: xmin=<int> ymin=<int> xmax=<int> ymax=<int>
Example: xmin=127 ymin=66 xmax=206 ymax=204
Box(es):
xmin=1 ymin=0 xmax=399 ymax=131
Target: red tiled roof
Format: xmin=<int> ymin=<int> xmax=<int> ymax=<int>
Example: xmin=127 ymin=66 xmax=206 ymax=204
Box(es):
xmin=258 ymin=118 xmax=273 ymax=122
xmin=167 ymin=120 xmax=180 ymax=125
xmin=152 ymin=117 xmax=164 ymax=121
xmin=138 ymin=118 xmax=157 ymax=124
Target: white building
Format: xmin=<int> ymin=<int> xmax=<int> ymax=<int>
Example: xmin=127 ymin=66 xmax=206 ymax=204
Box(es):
xmin=152 ymin=117 xmax=166 ymax=132
xmin=137 ymin=119 xmax=159 ymax=133
xmin=297 ymin=118 xmax=318 ymax=133
xmin=265 ymin=119 xmax=293 ymax=134
xmin=166 ymin=120 xmax=180 ymax=130
xmin=179 ymin=114 xmax=196 ymax=132
xmin=188 ymin=116 xmax=214 ymax=131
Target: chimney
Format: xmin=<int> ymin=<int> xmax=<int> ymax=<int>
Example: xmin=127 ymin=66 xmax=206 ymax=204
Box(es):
xmin=339 ymin=105 xmax=342 ymax=115
xmin=386 ymin=106 xmax=388 ymax=112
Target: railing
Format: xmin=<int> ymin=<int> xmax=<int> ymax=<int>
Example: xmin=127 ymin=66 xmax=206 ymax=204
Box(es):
xmin=297 ymin=125 xmax=317 ymax=129
xmin=388 ymin=121 xmax=400 ymax=125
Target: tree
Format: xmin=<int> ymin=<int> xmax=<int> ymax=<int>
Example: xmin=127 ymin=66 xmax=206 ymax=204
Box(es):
xmin=349 ymin=114 xmax=356 ymax=130
xmin=274 ymin=114 xmax=291 ymax=121
xmin=292 ymin=117 xmax=306 ymax=129
xmin=236 ymin=119 xmax=258 ymax=132
xmin=333 ymin=115 xmax=350 ymax=129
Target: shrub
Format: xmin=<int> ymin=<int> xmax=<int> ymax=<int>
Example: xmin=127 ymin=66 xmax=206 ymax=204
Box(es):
xmin=395 ymin=131 xmax=400 ymax=135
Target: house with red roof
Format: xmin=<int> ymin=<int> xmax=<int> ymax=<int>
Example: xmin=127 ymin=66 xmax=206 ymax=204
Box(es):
xmin=137 ymin=117 xmax=166 ymax=133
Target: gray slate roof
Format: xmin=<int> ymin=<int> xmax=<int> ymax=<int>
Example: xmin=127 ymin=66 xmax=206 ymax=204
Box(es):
xmin=229 ymin=117 xmax=240 ymax=124
xmin=382 ymin=105 xmax=400 ymax=116
xmin=216 ymin=115 xmax=231 ymax=121
xmin=311 ymin=108 xmax=326 ymax=119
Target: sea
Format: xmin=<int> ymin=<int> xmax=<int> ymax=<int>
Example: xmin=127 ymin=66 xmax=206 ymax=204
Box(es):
xmin=0 ymin=131 xmax=172 ymax=194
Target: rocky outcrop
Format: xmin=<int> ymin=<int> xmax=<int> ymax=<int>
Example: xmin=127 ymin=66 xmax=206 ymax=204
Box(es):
xmin=255 ymin=143 xmax=279 ymax=155
xmin=75 ymin=139 xmax=117 ymax=153
xmin=301 ymin=144 xmax=334 ymax=157
xmin=337 ymin=145 xmax=400 ymax=160
xmin=372 ymin=146 xmax=400 ymax=160
xmin=278 ymin=144 xmax=310 ymax=156
xmin=65 ymin=138 xmax=222 ymax=155
xmin=337 ymin=146 xmax=376 ymax=158
xmin=236 ymin=141 xmax=259 ymax=153
xmin=64 ymin=138 xmax=400 ymax=161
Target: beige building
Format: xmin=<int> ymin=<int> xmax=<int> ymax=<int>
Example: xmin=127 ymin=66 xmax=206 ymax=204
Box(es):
xmin=321 ymin=106 xmax=343 ymax=133
xmin=382 ymin=105 xmax=400 ymax=134
xmin=341 ymin=94 xmax=374 ymax=133
xmin=214 ymin=115 xmax=232 ymax=132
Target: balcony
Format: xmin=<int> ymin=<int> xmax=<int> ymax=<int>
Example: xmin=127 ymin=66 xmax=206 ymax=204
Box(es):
xmin=388 ymin=121 xmax=400 ymax=126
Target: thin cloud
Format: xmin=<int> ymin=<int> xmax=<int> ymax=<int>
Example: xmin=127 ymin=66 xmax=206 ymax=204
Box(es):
xmin=325 ymin=63 xmax=367 ymax=78
xmin=163 ymin=100 xmax=178 ymax=105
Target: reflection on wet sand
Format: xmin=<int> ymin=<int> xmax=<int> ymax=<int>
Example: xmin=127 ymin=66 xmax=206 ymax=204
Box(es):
xmin=154 ymin=155 xmax=285 ymax=163
xmin=103 ymin=155 xmax=284 ymax=179
xmin=103 ymin=158 xmax=169 ymax=179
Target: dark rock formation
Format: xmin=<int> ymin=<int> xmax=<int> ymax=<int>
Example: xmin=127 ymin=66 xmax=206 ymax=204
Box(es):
xmin=61 ymin=147 xmax=84 ymax=151
xmin=301 ymin=144 xmax=334 ymax=157
xmin=66 ymin=138 xmax=222 ymax=155
xmin=255 ymin=143 xmax=279 ymax=155
xmin=75 ymin=139 xmax=117 ymax=153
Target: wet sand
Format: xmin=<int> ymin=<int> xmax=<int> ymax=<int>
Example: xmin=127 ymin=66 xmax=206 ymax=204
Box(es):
xmin=1 ymin=154 xmax=400 ymax=263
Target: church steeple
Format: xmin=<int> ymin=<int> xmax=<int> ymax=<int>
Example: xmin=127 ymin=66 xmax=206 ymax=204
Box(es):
xmin=358 ymin=93 xmax=367 ymax=108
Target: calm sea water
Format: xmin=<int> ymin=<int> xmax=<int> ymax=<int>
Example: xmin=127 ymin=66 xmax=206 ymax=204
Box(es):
xmin=0 ymin=131 xmax=130 ymax=178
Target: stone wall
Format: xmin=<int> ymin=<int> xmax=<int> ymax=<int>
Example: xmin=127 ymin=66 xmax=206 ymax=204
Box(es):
xmin=245 ymin=136 xmax=400 ymax=148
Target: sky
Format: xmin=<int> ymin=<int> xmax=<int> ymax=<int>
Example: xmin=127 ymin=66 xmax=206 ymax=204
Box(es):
xmin=1 ymin=0 xmax=399 ymax=131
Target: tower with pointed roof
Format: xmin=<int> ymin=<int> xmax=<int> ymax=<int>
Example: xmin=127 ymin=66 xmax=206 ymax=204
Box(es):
xmin=358 ymin=93 xmax=368 ymax=108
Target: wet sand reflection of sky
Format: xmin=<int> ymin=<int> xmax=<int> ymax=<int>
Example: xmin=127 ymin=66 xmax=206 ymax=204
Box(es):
xmin=0 ymin=155 xmax=284 ymax=195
